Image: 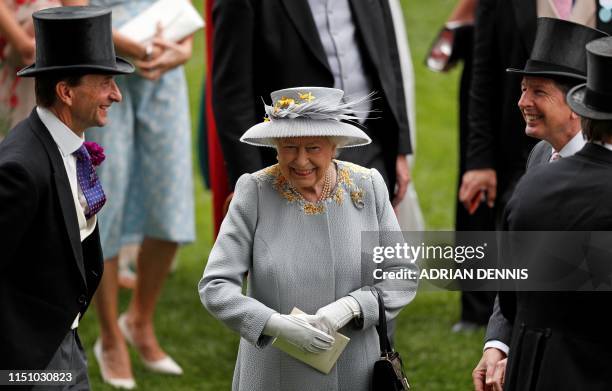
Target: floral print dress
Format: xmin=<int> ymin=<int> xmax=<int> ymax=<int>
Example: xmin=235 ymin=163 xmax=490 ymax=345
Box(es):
xmin=0 ymin=0 xmax=60 ymax=139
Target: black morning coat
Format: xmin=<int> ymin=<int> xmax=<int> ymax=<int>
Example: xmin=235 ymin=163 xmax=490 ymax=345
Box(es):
xmin=501 ymin=143 xmax=612 ymax=390
xmin=0 ymin=109 xmax=103 ymax=372
xmin=211 ymin=0 xmax=411 ymax=188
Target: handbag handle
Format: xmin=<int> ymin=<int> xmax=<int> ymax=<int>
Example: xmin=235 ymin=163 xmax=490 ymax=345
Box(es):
xmin=371 ymin=286 xmax=393 ymax=354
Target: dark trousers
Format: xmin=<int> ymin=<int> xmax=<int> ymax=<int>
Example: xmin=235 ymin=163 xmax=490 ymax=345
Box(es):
xmin=32 ymin=329 xmax=90 ymax=391
xmin=455 ymin=27 xmax=496 ymax=324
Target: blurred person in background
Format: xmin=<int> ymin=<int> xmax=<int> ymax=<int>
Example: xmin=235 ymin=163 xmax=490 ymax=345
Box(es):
xmin=211 ymin=0 xmax=412 ymax=212
xmin=85 ymin=0 xmax=196 ymax=388
xmin=0 ymin=0 xmax=86 ymax=139
xmin=426 ymin=0 xmax=497 ymax=333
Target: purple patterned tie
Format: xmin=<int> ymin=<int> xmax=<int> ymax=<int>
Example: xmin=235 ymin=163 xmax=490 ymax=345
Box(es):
xmin=74 ymin=144 xmax=106 ymax=219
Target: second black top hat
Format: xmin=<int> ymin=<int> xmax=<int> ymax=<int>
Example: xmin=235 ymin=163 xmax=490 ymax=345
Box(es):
xmin=567 ymin=36 xmax=612 ymax=120
xmin=507 ymin=17 xmax=608 ymax=81
xmin=17 ymin=6 xmax=134 ymax=77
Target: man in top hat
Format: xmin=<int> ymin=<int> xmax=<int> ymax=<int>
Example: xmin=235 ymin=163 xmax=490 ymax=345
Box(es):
xmin=455 ymin=0 xmax=612 ymax=338
xmin=470 ymin=17 xmax=608 ymax=391
xmin=460 ymin=0 xmax=612 ymax=222
xmin=0 ymin=5 xmax=133 ymax=388
xmin=495 ymin=35 xmax=612 ymax=390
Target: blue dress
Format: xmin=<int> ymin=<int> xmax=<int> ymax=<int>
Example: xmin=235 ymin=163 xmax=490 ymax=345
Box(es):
xmin=87 ymin=0 xmax=195 ymax=258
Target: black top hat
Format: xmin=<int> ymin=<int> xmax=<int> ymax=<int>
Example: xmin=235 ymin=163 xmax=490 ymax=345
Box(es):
xmin=17 ymin=6 xmax=134 ymax=77
xmin=507 ymin=18 xmax=608 ymax=81
xmin=567 ymin=37 xmax=612 ymax=120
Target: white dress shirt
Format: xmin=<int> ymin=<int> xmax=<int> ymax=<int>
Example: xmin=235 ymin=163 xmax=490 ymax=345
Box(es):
xmin=551 ymin=130 xmax=586 ymax=161
xmin=37 ymin=106 xmax=97 ymax=329
xmin=306 ymin=0 xmax=373 ymax=122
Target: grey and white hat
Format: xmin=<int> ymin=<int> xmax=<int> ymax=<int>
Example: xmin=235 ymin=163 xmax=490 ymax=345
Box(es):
xmin=240 ymin=87 xmax=372 ymax=148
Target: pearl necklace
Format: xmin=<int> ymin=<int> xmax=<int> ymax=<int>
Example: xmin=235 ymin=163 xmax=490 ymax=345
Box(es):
xmin=317 ymin=167 xmax=332 ymax=202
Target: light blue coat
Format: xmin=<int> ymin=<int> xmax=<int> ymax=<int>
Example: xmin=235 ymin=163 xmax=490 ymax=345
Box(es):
xmin=199 ymin=161 xmax=417 ymax=391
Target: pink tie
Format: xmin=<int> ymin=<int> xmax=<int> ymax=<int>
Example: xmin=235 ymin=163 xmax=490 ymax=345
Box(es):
xmin=550 ymin=151 xmax=561 ymax=161
xmin=553 ymin=0 xmax=572 ymax=20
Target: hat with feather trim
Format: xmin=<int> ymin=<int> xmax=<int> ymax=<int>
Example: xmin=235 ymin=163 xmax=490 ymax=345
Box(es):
xmin=240 ymin=87 xmax=372 ymax=148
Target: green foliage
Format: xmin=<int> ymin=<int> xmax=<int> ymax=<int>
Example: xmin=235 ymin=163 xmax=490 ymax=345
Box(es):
xmin=81 ymin=1 xmax=485 ymax=390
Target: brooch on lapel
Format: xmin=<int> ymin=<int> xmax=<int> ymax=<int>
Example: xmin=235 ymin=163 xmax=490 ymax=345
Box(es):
xmin=351 ymin=190 xmax=364 ymax=209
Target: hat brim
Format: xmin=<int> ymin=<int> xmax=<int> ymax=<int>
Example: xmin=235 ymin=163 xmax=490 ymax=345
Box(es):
xmin=16 ymin=56 xmax=135 ymax=77
xmin=566 ymin=84 xmax=612 ymax=120
xmin=240 ymin=118 xmax=372 ymax=148
xmin=506 ymin=67 xmax=586 ymax=81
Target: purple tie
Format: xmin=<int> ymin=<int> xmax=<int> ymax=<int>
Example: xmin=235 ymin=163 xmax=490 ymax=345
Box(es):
xmin=74 ymin=144 xmax=106 ymax=219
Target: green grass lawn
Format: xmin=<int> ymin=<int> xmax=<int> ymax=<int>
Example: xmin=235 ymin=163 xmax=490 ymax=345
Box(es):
xmin=80 ymin=1 xmax=485 ymax=389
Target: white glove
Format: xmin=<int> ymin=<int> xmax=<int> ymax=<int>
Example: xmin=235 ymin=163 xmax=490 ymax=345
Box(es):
xmin=299 ymin=296 xmax=362 ymax=335
xmin=263 ymin=313 xmax=335 ymax=353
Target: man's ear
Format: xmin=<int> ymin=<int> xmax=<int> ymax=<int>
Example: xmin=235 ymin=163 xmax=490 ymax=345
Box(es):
xmin=569 ymin=110 xmax=579 ymax=121
xmin=55 ymin=81 xmax=74 ymax=106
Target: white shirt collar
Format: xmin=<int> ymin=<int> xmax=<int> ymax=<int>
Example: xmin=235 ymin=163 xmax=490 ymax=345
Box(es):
xmin=555 ymin=130 xmax=586 ymax=158
xmin=36 ymin=106 xmax=83 ymax=157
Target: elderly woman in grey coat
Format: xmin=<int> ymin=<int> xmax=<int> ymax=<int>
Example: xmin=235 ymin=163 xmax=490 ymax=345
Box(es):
xmin=199 ymin=87 xmax=417 ymax=391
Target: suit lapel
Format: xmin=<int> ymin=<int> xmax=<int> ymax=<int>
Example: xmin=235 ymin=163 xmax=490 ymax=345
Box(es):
xmin=28 ymin=110 xmax=87 ymax=286
xmin=348 ymin=0 xmax=382 ymax=70
xmin=279 ymin=0 xmax=330 ymax=71
xmin=512 ymin=0 xmax=537 ymax=54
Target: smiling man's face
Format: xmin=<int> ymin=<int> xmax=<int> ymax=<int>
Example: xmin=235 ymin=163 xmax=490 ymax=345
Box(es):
xmin=518 ymin=76 xmax=575 ymax=141
xmin=69 ymin=74 xmax=122 ymax=131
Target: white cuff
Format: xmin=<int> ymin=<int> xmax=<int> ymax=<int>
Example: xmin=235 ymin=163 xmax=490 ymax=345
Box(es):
xmin=484 ymin=340 xmax=509 ymax=355
xmin=262 ymin=313 xmax=282 ymax=337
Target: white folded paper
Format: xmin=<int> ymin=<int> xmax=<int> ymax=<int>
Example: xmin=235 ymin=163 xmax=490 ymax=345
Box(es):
xmin=118 ymin=0 xmax=204 ymax=44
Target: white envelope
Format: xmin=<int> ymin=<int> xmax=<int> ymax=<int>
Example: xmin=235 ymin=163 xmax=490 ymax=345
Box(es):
xmin=118 ymin=0 xmax=204 ymax=44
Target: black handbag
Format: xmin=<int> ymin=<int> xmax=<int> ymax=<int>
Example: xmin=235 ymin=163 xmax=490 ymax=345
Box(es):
xmin=371 ymin=287 xmax=410 ymax=390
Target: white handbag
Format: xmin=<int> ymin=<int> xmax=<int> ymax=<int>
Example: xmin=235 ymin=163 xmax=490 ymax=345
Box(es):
xmin=118 ymin=0 xmax=204 ymax=43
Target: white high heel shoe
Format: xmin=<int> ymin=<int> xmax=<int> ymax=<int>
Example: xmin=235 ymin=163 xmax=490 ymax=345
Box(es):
xmin=93 ymin=339 xmax=136 ymax=390
xmin=118 ymin=313 xmax=183 ymax=375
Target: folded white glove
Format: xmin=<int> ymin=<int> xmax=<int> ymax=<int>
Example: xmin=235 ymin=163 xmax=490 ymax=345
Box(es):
xmin=263 ymin=313 xmax=335 ymax=353
xmin=299 ymin=296 xmax=362 ymax=335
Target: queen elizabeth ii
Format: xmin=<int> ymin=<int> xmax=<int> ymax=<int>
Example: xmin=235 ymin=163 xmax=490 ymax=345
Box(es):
xmin=199 ymin=87 xmax=417 ymax=390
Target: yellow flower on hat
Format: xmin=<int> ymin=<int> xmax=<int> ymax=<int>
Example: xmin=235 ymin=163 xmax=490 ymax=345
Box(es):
xmin=299 ymin=92 xmax=315 ymax=102
xmin=277 ymin=97 xmax=295 ymax=108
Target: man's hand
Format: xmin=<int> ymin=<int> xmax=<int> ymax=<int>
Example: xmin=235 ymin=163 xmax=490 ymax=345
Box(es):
xmin=392 ymin=155 xmax=411 ymax=211
xmin=472 ymin=348 xmax=507 ymax=391
xmin=459 ymin=169 xmax=497 ymax=212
